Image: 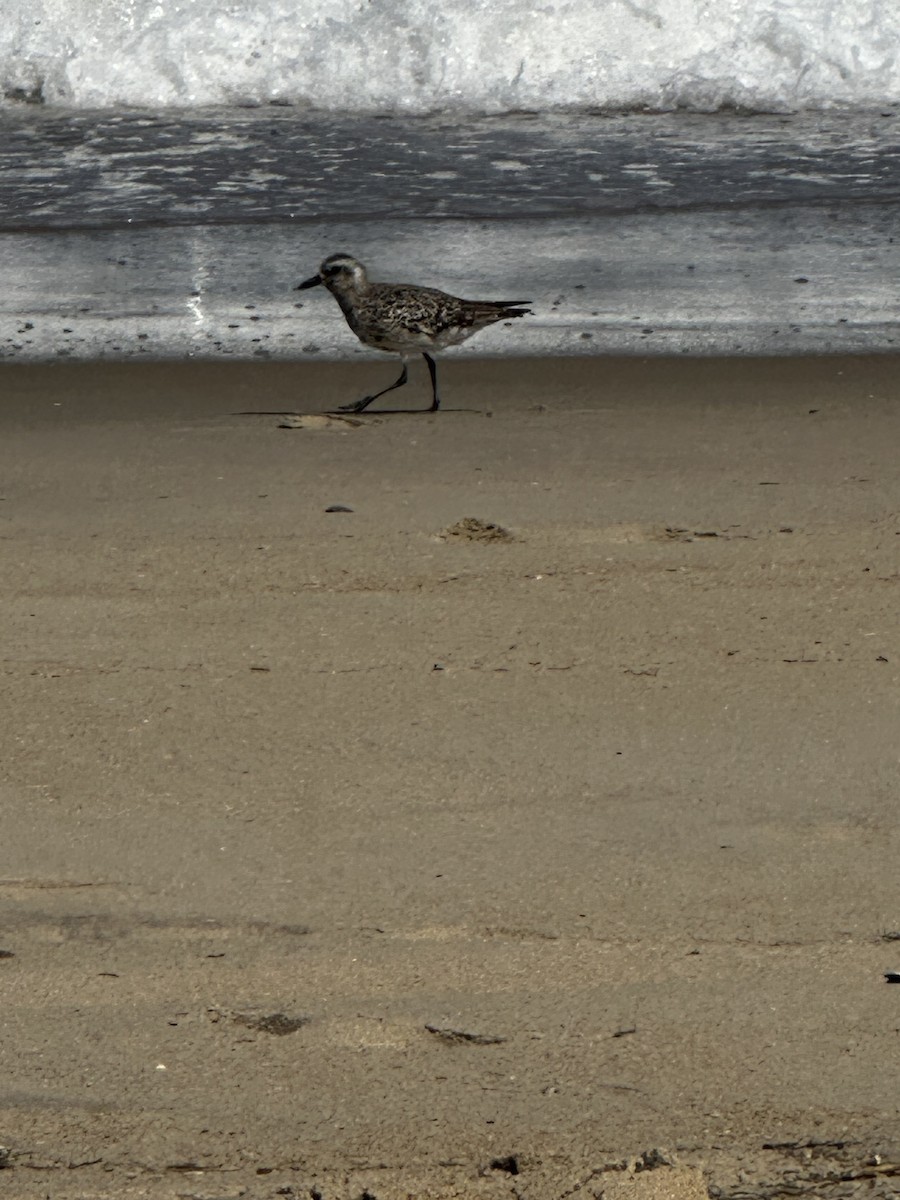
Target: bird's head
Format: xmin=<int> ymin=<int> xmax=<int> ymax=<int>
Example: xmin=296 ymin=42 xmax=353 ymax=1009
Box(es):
xmin=296 ymin=253 xmax=368 ymax=294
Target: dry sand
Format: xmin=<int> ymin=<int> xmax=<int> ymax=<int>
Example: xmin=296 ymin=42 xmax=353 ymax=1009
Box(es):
xmin=1 ymin=356 xmax=899 ymax=1199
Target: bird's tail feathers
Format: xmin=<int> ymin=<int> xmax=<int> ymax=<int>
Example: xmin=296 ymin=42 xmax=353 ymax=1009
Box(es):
xmin=474 ymin=300 xmax=533 ymax=318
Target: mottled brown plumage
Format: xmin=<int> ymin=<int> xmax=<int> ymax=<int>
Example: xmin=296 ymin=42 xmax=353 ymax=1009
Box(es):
xmin=296 ymin=253 xmax=531 ymax=412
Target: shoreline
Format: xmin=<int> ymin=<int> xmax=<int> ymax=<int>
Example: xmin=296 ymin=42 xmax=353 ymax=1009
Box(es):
xmin=1 ymin=205 xmax=898 ymax=364
xmin=1 ymin=108 xmax=897 ymax=363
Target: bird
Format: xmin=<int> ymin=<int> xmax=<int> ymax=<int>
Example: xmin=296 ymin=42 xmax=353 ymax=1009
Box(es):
xmin=295 ymin=253 xmax=531 ymax=412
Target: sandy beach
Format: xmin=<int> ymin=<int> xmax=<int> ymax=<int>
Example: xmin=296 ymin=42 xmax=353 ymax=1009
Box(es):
xmin=2 ymin=354 xmax=899 ymax=1199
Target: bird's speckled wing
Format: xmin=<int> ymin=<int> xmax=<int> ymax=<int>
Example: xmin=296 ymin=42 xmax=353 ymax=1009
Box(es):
xmin=336 ymin=281 xmax=530 ymax=352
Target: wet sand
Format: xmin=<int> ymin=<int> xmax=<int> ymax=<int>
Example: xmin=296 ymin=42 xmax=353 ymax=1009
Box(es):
xmin=2 ymin=356 xmax=899 ymax=1199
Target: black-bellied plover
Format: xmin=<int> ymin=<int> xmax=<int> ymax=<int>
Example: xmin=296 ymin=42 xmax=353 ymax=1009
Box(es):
xmin=296 ymin=253 xmax=531 ymax=412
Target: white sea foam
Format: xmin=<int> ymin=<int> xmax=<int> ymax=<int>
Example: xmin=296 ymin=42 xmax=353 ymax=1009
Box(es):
xmin=1 ymin=0 xmax=898 ymax=113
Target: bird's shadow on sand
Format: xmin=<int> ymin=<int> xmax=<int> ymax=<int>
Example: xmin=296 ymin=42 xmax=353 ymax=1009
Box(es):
xmin=326 ymin=405 xmax=481 ymax=416
xmin=233 ymin=407 xmax=485 ymax=423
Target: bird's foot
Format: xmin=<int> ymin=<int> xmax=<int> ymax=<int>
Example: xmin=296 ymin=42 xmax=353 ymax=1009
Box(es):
xmin=338 ymin=397 xmax=374 ymax=413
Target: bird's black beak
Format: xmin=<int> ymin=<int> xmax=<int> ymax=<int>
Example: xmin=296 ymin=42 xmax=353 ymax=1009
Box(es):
xmin=296 ymin=274 xmax=322 ymax=290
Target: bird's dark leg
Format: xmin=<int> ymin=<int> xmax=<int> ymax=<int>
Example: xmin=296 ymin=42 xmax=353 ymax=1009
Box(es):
xmin=339 ymin=360 xmax=408 ymax=413
xmin=424 ymin=352 xmax=440 ymax=412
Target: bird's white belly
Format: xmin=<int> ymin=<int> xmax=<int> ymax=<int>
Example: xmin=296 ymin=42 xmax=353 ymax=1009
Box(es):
xmin=358 ymin=324 xmax=470 ymax=354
